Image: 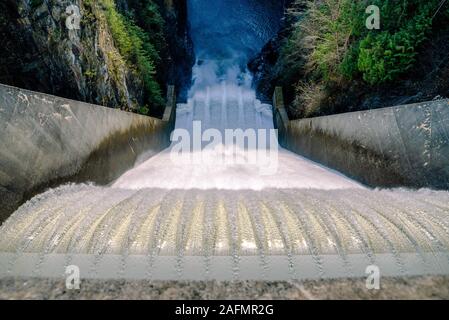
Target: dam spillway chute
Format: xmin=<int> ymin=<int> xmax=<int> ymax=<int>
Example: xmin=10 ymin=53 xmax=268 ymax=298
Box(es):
xmin=1 ymin=186 xmax=449 ymax=280
xmin=1 ymin=0 xmax=449 ymax=284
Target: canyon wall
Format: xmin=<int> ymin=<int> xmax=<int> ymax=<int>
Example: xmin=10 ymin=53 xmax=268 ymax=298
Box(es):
xmin=0 ymin=0 xmax=194 ymax=113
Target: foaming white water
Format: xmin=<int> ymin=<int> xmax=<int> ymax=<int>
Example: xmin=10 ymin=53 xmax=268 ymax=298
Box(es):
xmin=2 ymin=64 xmax=448 ymax=280
xmin=112 ymin=147 xmax=362 ymax=190
xmin=2 ymin=185 xmax=449 ymax=280
xmin=2 ymin=184 xmax=449 ymax=255
xmin=3 ymin=2 xmax=449 ymax=283
xmin=112 ymin=62 xmax=362 ymax=190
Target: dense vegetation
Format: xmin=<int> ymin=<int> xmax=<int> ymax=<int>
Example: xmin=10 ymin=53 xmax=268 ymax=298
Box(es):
xmin=87 ymin=0 xmax=165 ymax=114
xmin=0 ymin=0 xmax=194 ymax=117
xmin=278 ymin=0 xmax=449 ymax=118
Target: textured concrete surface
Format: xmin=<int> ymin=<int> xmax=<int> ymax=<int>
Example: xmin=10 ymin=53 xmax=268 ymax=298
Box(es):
xmin=2 ymin=187 xmax=449 ymax=257
xmin=0 ymin=84 xmax=175 ymax=222
xmin=0 ymin=276 xmax=448 ymax=299
xmin=2 ymin=187 xmax=448 ymax=281
xmin=274 ymin=94 xmax=449 ymax=189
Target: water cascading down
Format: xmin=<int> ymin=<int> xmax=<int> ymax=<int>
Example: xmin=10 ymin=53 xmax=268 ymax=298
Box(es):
xmin=0 ymin=0 xmax=449 ymax=281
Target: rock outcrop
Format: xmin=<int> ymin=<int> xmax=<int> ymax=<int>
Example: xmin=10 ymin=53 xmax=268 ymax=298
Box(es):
xmin=0 ymin=0 xmax=194 ymax=112
xmin=155 ymin=0 xmax=194 ymax=102
xmin=248 ymin=0 xmax=304 ymax=104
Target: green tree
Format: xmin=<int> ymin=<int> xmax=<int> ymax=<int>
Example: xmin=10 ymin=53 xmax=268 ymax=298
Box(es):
xmin=101 ymin=0 xmax=164 ymax=113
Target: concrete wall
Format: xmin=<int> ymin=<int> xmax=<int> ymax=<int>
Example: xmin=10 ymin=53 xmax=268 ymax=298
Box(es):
xmin=273 ymin=88 xmax=449 ymax=189
xmin=0 ymin=84 xmax=175 ymax=222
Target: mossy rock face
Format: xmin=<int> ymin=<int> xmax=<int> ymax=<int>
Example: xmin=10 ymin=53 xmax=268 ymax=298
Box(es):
xmin=30 ymin=0 xmax=44 ymax=10
xmin=0 ymin=0 xmax=140 ymax=110
xmin=0 ymin=0 xmax=194 ymax=115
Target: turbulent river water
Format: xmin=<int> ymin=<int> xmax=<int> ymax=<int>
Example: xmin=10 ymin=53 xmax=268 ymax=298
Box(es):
xmin=0 ymin=0 xmax=448 ymax=281
xmin=113 ymin=0 xmax=360 ymax=190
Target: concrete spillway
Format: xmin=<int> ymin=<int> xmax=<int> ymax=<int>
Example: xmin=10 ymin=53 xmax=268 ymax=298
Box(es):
xmin=1 ymin=2 xmax=449 ymax=293
xmin=113 ymin=83 xmax=361 ymax=191
xmin=1 ymin=78 xmax=449 ymax=281
xmin=0 ymin=84 xmax=174 ymax=222
xmin=1 ymin=0 xmax=449 ymax=282
xmin=1 ymin=79 xmax=449 ymax=281
xmin=1 ymin=186 xmax=449 ymax=280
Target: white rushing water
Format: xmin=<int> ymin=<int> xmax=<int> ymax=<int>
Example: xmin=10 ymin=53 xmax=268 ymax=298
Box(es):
xmin=117 ymin=0 xmax=359 ymax=192
xmin=1 ymin=1 xmax=448 ymax=281
xmin=1 ymin=61 xmax=449 ymax=281
xmin=1 ymin=186 xmax=449 ymax=280
xmin=113 ymin=62 xmax=362 ymax=191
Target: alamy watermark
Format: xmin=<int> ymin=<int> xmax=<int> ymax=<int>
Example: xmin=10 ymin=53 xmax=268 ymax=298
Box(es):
xmin=170 ymin=121 xmax=279 ymax=175
xmin=65 ymin=265 xmax=81 ymax=290
xmin=365 ymin=265 xmax=381 ymax=290
xmin=65 ymin=5 xmax=81 ymax=30
xmin=63 ymin=4 xmax=381 ymax=32
xmin=366 ymin=5 xmax=380 ymax=30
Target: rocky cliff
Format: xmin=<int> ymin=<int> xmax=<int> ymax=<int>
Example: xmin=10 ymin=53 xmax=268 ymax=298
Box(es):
xmin=154 ymin=0 xmax=194 ymax=102
xmin=248 ymin=0 xmax=299 ymax=103
xmin=0 ymin=0 xmax=194 ymax=115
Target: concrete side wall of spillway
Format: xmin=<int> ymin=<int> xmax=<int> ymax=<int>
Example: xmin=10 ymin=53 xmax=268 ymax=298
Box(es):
xmin=0 ymin=84 xmax=175 ymax=222
xmin=274 ymin=91 xmax=449 ymax=189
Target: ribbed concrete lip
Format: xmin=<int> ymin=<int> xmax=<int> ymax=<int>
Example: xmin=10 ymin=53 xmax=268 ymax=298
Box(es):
xmin=1 ymin=252 xmax=448 ymax=281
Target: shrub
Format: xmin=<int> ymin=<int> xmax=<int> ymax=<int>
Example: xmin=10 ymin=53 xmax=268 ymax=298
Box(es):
xmin=101 ymin=0 xmax=164 ymax=110
xmin=278 ymin=0 xmax=446 ymax=117
xmin=30 ymin=0 xmax=44 ymax=9
xmin=357 ymin=1 xmax=436 ymax=84
xmin=138 ymin=105 xmax=150 ymax=115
